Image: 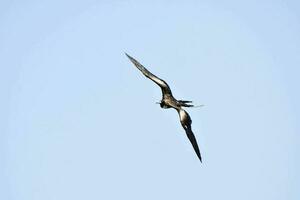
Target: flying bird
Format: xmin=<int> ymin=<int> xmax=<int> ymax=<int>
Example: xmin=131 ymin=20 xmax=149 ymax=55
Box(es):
xmin=126 ymin=53 xmax=203 ymax=162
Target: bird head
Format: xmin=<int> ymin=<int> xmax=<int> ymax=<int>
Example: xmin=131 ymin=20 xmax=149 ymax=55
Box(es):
xmin=156 ymin=101 xmax=167 ymax=108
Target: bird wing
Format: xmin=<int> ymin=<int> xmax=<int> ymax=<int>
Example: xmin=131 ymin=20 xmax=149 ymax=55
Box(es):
xmin=178 ymin=108 xmax=202 ymax=162
xmin=126 ymin=53 xmax=173 ymax=98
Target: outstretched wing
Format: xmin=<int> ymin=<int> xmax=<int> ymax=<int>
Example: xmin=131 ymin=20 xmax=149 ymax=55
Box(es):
xmin=126 ymin=53 xmax=173 ymax=98
xmin=178 ymin=108 xmax=202 ymax=162
xmin=185 ymin=126 xmax=202 ymax=162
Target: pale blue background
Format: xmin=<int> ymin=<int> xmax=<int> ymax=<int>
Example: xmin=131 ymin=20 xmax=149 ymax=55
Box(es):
xmin=1 ymin=0 xmax=299 ymax=199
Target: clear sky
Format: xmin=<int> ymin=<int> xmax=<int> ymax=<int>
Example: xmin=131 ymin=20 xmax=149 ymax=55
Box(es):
xmin=1 ymin=0 xmax=299 ymax=199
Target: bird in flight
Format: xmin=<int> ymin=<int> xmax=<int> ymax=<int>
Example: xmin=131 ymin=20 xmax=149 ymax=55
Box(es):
xmin=126 ymin=53 xmax=203 ymax=162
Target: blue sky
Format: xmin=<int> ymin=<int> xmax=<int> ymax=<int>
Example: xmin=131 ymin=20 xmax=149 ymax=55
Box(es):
xmin=1 ymin=0 xmax=299 ymax=199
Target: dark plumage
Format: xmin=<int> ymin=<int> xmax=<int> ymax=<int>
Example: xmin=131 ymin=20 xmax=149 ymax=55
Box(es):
xmin=126 ymin=53 xmax=202 ymax=162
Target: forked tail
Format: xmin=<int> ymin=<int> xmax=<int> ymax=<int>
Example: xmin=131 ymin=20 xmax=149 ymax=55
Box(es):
xmin=178 ymin=100 xmax=204 ymax=108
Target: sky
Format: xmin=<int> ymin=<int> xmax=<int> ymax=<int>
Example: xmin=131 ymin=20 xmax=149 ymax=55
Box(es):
xmin=1 ymin=0 xmax=300 ymax=199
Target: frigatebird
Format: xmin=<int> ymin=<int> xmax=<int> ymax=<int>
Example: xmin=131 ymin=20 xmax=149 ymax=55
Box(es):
xmin=126 ymin=53 xmax=203 ymax=162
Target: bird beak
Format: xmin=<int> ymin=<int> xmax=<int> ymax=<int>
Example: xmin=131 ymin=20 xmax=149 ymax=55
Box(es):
xmin=155 ymin=102 xmax=160 ymax=104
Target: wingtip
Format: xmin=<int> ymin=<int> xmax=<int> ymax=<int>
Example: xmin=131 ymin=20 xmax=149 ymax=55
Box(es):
xmin=125 ymin=53 xmax=139 ymax=67
xmin=198 ymin=154 xmax=202 ymax=163
xmin=124 ymin=52 xmax=132 ymax=59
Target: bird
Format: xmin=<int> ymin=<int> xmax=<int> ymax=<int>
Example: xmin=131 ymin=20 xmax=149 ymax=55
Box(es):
xmin=126 ymin=53 xmax=203 ymax=162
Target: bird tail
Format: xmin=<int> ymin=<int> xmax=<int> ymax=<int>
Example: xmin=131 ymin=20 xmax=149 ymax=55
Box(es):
xmin=178 ymin=100 xmax=193 ymax=107
xmin=178 ymin=100 xmax=193 ymax=103
xmin=178 ymin=100 xmax=204 ymax=108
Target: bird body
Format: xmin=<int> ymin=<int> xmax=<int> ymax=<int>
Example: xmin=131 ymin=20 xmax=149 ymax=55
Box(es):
xmin=126 ymin=53 xmax=202 ymax=162
xmin=160 ymin=95 xmax=179 ymax=109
